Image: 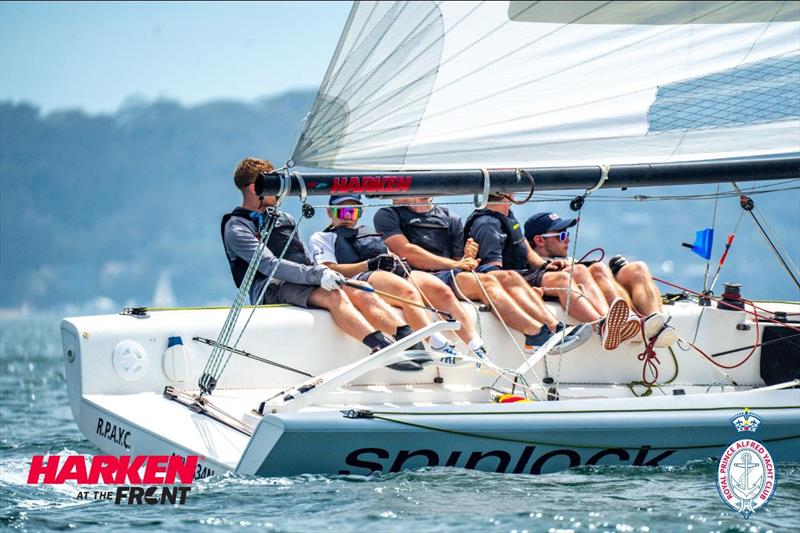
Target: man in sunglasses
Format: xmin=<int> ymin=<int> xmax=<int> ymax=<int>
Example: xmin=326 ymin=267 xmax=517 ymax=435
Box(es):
xmin=525 ymin=211 xmax=677 ymax=348
xmin=308 ymin=194 xmax=490 ymax=364
xmin=222 ymin=158 xmax=430 ymax=371
xmin=375 ymin=197 xmax=590 ymax=354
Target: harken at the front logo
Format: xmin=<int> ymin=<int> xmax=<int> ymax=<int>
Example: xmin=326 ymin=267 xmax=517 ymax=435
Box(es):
xmin=717 ymin=439 xmax=776 ymax=518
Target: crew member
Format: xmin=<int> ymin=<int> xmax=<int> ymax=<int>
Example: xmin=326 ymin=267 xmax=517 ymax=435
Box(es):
xmin=222 ymin=158 xmax=429 ymax=371
xmin=375 ymin=197 xmax=590 ymax=353
xmin=308 ymin=193 xmax=490 ymax=363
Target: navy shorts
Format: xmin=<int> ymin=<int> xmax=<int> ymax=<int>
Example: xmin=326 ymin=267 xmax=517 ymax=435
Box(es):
xmin=352 ymin=271 xmax=373 ymax=282
xmin=432 ymin=269 xmax=464 ymax=290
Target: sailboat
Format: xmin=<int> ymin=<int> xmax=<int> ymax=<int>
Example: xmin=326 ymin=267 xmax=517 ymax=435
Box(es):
xmin=60 ymin=1 xmax=799 ymax=477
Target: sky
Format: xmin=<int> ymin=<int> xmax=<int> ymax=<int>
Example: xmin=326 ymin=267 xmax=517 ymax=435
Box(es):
xmin=0 ymin=1 xmax=351 ymax=114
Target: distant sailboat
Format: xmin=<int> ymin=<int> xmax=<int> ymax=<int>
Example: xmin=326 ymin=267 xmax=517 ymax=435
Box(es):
xmin=152 ymin=270 xmax=176 ymax=308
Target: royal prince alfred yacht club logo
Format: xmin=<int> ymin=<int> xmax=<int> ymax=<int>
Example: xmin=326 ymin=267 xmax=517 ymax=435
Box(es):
xmin=716 ymin=408 xmax=776 ymax=518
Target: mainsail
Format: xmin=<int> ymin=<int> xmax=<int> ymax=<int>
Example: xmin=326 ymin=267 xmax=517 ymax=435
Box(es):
xmin=291 ymin=1 xmax=800 ymax=171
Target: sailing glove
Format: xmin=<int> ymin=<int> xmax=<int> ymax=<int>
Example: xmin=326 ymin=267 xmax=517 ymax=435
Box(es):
xmin=366 ymin=254 xmax=397 ymax=272
xmin=320 ymin=269 xmax=346 ymax=291
xmin=392 ymin=258 xmax=412 ymax=278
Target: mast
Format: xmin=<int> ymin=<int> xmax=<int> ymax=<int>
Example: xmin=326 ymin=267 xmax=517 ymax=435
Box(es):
xmin=255 ymin=155 xmax=800 ymax=197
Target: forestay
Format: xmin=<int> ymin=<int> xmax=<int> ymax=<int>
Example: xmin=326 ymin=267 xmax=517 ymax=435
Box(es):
xmin=292 ymin=1 xmax=800 ymax=170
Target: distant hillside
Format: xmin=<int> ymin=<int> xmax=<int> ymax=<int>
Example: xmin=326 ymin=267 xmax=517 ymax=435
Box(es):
xmin=1 ymin=91 xmax=798 ymax=312
xmin=0 ymin=92 xmax=316 ymax=310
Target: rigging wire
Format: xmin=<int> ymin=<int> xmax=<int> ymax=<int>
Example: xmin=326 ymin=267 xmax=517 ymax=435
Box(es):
xmin=731 ymin=182 xmax=800 ymax=290
xmin=198 ymin=211 xmax=280 ymax=395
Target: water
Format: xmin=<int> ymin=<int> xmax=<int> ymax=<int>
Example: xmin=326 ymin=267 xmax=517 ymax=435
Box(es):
xmin=1 ymin=317 xmax=798 ymax=532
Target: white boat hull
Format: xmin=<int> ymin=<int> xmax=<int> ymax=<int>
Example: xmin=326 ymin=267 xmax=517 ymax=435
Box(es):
xmin=60 ymin=299 xmax=800 ymax=477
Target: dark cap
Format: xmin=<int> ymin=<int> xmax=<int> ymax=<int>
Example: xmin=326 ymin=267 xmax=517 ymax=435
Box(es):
xmin=329 ymin=194 xmax=363 ymax=205
xmin=524 ymin=212 xmax=577 ymax=241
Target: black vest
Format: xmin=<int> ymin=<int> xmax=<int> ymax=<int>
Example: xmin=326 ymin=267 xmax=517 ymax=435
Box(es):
xmin=463 ymin=209 xmax=529 ymax=270
xmin=221 ymin=208 xmax=311 ymax=288
xmin=325 ymin=225 xmax=388 ymax=263
xmin=392 ymin=206 xmax=453 ymax=258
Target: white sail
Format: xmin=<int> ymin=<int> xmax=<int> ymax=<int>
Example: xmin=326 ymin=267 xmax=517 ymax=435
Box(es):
xmin=292 ymin=1 xmax=800 ymax=170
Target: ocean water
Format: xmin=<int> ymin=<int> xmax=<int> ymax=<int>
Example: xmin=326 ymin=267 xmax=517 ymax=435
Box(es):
xmin=1 ymin=317 xmax=798 ymax=533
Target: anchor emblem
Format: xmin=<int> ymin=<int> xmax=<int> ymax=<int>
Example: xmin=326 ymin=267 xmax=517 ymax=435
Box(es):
xmin=729 ymin=452 xmax=764 ymax=517
xmin=718 ymin=439 xmax=775 ymax=519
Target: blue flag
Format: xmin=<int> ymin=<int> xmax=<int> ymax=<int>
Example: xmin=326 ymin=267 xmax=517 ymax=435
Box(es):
xmin=688 ymin=228 xmax=714 ymax=260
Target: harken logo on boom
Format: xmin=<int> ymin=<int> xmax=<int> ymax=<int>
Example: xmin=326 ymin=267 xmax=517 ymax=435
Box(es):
xmin=330 ymin=175 xmax=412 ymax=194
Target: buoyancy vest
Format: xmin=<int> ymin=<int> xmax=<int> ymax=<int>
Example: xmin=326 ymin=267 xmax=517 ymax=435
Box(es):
xmin=392 ymin=206 xmax=454 ymax=258
xmin=463 ymin=209 xmax=528 ymax=270
xmin=325 ymin=225 xmax=388 ymax=263
xmin=221 ymin=208 xmax=311 ymax=288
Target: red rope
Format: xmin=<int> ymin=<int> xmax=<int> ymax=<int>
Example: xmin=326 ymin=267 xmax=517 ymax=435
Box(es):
xmin=682 ymin=300 xmax=761 ymax=370
xmin=637 ymin=334 xmax=661 ymax=385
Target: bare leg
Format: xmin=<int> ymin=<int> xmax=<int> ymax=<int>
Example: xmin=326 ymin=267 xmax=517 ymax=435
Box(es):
xmin=588 ymin=262 xmax=631 ymax=306
xmin=540 ymin=271 xmax=603 ymax=323
xmin=453 ymin=272 xmax=542 ymax=335
xmin=565 ymin=264 xmax=609 ymax=315
xmin=409 ymin=271 xmax=480 ymax=344
xmin=367 ymin=271 xmax=431 ymax=331
xmin=616 ymin=261 xmax=662 ymax=316
xmin=308 ymin=288 xmax=378 ymax=341
xmin=487 ymin=270 xmax=560 ymax=330
xmin=342 ymin=285 xmax=404 ymax=335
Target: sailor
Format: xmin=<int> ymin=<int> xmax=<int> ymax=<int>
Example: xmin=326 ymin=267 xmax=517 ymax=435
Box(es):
xmin=463 ymin=195 xmax=638 ymax=351
xmin=308 ymin=193 xmax=490 ymax=362
xmin=222 ymin=158 xmax=429 ymax=371
xmin=463 ymin=194 xmax=616 ymax=324
xmin=374 ymin=197 xmax=590 ymax=354
xmin=524 ymin=211 xmax=677 ymax=347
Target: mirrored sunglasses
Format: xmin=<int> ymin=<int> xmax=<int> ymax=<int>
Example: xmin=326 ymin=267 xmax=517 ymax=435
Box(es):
xmin=539 ymin=230 xmax=569 ymax=242
xmin=332 ymin=206 xmax=362 ymax=220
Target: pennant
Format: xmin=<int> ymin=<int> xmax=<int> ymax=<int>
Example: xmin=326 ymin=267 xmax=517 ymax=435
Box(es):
xmin=682 ymin=228 xmax=714 ymax=260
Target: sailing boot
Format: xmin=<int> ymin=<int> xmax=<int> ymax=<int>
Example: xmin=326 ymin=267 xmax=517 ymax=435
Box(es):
xmin=395 ymin=325 xmax=433 ymax=365
xmin=363 ymin=330 xmax=423 ymax=372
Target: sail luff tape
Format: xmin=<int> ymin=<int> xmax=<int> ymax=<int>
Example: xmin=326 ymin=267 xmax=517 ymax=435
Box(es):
xmin=473 ymin=168 xmax=491 ymax=209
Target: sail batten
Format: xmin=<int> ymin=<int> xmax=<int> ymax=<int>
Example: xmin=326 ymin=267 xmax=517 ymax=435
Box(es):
xmin=292 ymin=1 xmax=800 ymax=173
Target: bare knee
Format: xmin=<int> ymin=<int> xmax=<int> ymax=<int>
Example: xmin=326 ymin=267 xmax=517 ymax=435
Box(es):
xmin=544 ymin=271 xmax=570 ymax=288
xmin=589 ymin=262 xmax=614 ymax=281
xmin=395 ymin=281 xmax=420 ymax=302
xmin=572 ymin=264 xmax=592 ymax=282
xmin=311 ymin=288 xmax=348 ymax=310
xmin=500 ymin=270 xmax=528 ymax=287
xmin=619 ymin=261 xmax=650 ymax=281
xmin=425 ymin=280 xmax=457 ymax=304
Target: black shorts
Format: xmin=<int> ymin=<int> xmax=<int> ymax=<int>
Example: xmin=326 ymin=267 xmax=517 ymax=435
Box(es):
xmin=518 ymin=267 xmax=546 ymax=288
xmin=261 ymin=280 xmax=316 ymax=308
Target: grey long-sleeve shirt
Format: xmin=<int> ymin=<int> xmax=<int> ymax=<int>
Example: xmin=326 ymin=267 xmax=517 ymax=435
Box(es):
xmin=222 ymin=213 xmax=327 ymax=304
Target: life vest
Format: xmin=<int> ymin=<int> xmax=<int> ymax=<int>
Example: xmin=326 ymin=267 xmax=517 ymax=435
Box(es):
xmin=325 ymin=225 xmax=388 ymax=263
xmin=392 ymin=206 xmax=454 ymax=258
xmin=221 ymin=208 xmax=311 ymax=288
xmin=463 ymin=209 xmax=529 ymax=270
